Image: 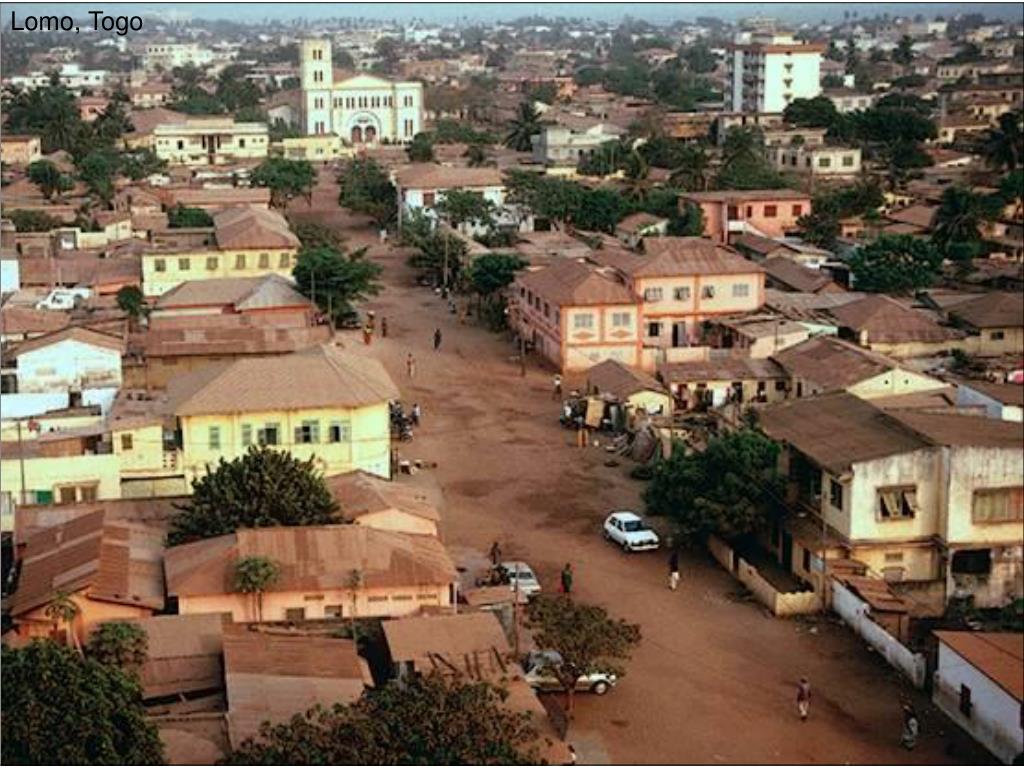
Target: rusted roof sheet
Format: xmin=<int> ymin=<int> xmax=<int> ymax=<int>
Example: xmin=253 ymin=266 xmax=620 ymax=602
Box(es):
xmin=949 ymin=292 xmax=1023 ymax=329
xmin=516 ymin=259 xmax=634 ymax=306
xmin=762 ymin=257 xmax=836 ymax=293
xmin=213 ymin=207 xmax=299 ymax=250
xmin=658 ymin=351 xmax=786 ymax=383
xmin=934 ymin=631 xmax=1023 ymax=702
xmin=326 ymin=472 xmax=442 ymax=524
xmin=826 ymin=295 xmax=961 ymax=344
xmin=10 ymin=510 xmax=166 ymax=616
xmin=383 ymin=612 xmax=511 ymax=679
xmin=586 ymin=358 xmax=668 ymax=398
xmin=773 ymin=336 xmax=901 ymax=390
xmin=636 ymin=237 xmax=763 ymax=278
xmin=130 ymin=613 xmax=226 ymax=699
xmin=166 ymin=343 xmax=398 ymax=415
xmin=154 ymin=274 xmax=310 ymax=311
xmin=164 ymin=525 xmax=457 ymax=598
xmin=394 ymin=164 xmax=504 ymax=190
xmin=8 ymin=325 xmax=125 ymax=358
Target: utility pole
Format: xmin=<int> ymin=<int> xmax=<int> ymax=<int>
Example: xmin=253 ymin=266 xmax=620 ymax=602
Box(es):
xmin=519 ymin=335 xmax=526 ymax=377
xmin=512 ymin=567 xmax=521 ymax=658
xmin=16 ymin=419 xmax=27 ymax=506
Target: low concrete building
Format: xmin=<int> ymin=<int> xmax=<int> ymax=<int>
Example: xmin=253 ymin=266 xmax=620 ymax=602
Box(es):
xmin=680 ymin=190 xmax=812 ymax=244
xmin=767 ymin=144 xmax=862 ymax=177
xmin=531 ymin=123 xmax=623 ymax=167
xmin=584 ymin=359 xmax=672 ymax=418
xmin=326 ymin=471 xmax=441 ymax=537
xmin=0 ymin=134 xmax=42 ymax=166
xmin=932 ymin=631 xmax=1023 ymax=764
xmin=615 ymin=212 xmax=669 ymax=249
xmin=165 ymin=525 xmax=459 ymax=622
xmin=3 ymin=327 xmax=124 ymax=394
xmin=154 ymin=118 xmax=269 ymax=165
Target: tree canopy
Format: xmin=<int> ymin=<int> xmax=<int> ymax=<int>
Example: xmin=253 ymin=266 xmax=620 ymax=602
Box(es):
xmin=250 ymin=157 xmax=316 ymax=208
xmin=168 ymin=204 xmax=214 ymax=228
xmin=406 ymin=132 xmax=436 ymax=163
xmin=504 ymin=101 xmax=543 ymax=152
xmin=292 ymin=245 xmax=383 ymax=322
xmin=85 ymin=621 xmax=149 ymax=673
xmin=168 ymin=445 xmax=339 ymax=545
xmin=643 ymin=430 xmax=783 ymax=545
xmin=27 ymin=159 xmax=73 ymax=201
xmin=227 ymin=675 xmax=540 ymax=765
xmin=436 ymin=188 xmax=496 ymax=230
xmin=2 ymin=640 xmax=164 ymax=765
xmin=468 ymin=253 xmax=528 ymax=297
xmin=526 ymin=595 xmax=641 ymax=711
xmin=337 ymin=157 xmax=398 ymax=228
xmin=848 ymin=234 xmax=943 ymax=293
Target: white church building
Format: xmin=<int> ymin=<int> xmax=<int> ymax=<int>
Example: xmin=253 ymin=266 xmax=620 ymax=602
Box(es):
xmin=299 ymin=39 xmax=424 ymax=144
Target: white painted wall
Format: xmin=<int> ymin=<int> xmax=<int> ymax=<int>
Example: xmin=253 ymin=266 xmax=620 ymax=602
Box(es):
xmin=933 ymin=642 xmax=1023 ymax=764
xmin=16 ymin=339 xmax=122 ymax=393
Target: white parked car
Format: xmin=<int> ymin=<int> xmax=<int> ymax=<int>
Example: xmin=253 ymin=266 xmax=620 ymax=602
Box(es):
xmin=523 ymin=650 xmax=617 ymax=695
xmin=35 ymin=287 xmax=91 ymax=311
xmin=603 ymin=511 xmax=660 ymax=552
xmin=500 ymin=561 xmax=542 ymax=598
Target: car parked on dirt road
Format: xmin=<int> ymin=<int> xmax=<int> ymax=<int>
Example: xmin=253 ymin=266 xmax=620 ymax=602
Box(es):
xmin=603 ymin=511 xmax=660 ymax=552
xmin=523 ymin=650 xmax=617 ymax=695
xmin=500 ymin=561 xmax=541 ymax=597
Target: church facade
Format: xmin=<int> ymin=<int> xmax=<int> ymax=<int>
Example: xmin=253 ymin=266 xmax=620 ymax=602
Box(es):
xmin=299 ymin=39 xmax=424 ymax=144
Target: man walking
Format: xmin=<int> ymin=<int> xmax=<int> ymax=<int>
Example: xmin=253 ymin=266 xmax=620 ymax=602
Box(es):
xmin=411 ymin=403 xmax=421 ymax=427
xmin=560 ymin=563 xmax=574 ymax=595
xmin=901 ymin=704 xmax=919 ymax=750
xmin=381 ymin=317 xmax=388 ymax=338
xmin=406 ymin=353 xmax=416 ymax=379
xmin=796 ymin=677 xmax=811 ymax=721
xmin=489 ymin=540 xmax=502 ymax=566
xmin=668 ymin=549 xmax=680 ymax=591
xmin=552 ymin=373 xmax=563 ymax=401
xmin=433 ymin=328 xmax=442 ymax=351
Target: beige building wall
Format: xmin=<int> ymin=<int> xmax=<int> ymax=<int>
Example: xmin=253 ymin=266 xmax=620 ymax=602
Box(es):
xmin=142 ymin=248 xmax=297 ymax=296
xmin=178 ymin=584 xmax=451 ymax=622
xmin=0 ymin=453 xmax=122 ymax=512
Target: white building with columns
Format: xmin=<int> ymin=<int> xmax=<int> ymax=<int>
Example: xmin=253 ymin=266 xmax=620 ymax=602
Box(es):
xmin=299 ymin=39 xmax=423 ymax=144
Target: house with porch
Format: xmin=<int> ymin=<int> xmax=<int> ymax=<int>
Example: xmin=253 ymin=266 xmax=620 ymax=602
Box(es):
xmin=757 ymin=392 xmax=1023 ymax=616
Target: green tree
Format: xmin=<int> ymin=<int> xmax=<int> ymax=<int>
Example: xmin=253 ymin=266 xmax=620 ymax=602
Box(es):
xmin=464 ymin=143 xmax=491 ymax=167
xmin=85 ymin=622 xmax=149 ymax=673
xmin=4 ymin=83 xmax=83 ymax=153
xmin=982 ymin=109 xmax=1023 ymax=172
xmin=932 ymin=186 xmax=1001 ymax=260
xmin=167 ymin=445 xmax=339 ymax=546
xmin=2 ymin=641 xmax=164 ymax=765
xmin=168 ymin=204 xmax=214 ymax=228
xmin=116 ymin=285 xmax=147 ymax=328
xmin=227 ymin=675 xmax=539 ymax=765
xmin=120 ymin=148 xmax=167 ymax=181
xmin=797 ymin=209 xmax=842 ymax=249
xmin=666 ymin=202 xmax=705 ymax=237
xmin=892 ymin=35 xmax=916 ymax=67
xmin=407 ymin=232 xmax=469 ymax=287
xmin=92 ymin=99 xmax=133 ymax=146
xmin=525 ymin=595 xmax=641 ymax=714
xmin=77 ymin=150 xmax=119 ymax=207
xmin=504 ymin=100 xmax=543 ymax=152
xmin=8 ymin=209 xmax=62 ymax=232
xmin=665 ymin=145 xmax=710 ymax=192
xmin=575 ymin=187 xmax=628 ymax=233
xmin=436 ymin=188 xmax=496 ymax=232
xmin=251 ymin=157 xmax=316 ymax=208
xmin=681 ymin=41 xmax=716 ymax=74
xmin=292 ymin=221 xmax=346 ymax=251
xmin=716 ymin=127 xmax=785 ymax=190
xmin=783 ymin=96 xmax=839 ymax=129
xmin=337 ymin=157 xmax=398 ymax=228
xmin=234 ymin=555 xmax=281 ymax=622
xmin=44 ymin=589 xmax=82 ymax=653
xmin=405 ymin=132 xmax=436 ymax=163
xmin=468 ymin=253 xmax=527 ymax=298
xmin=848 ymin=234 xmax=943 ymax=293
xmin=292 ymin=245 xmax=383 ymax=323
xmin=27 ymin=159 xmax=73 ymax=201
xmin=644 ymin=430 xmax=783 ymax=544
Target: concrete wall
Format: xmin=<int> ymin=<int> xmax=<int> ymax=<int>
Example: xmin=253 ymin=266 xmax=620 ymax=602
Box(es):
xmin=16 ymin=339 xmax=122 ymax=393
xmin=709 ymin=535 xmax=822 ymax=617
xmin=831 ymin=580 xmax=927 ymax=688
xmin=933 ymin=642 xmax=1024 ymax=764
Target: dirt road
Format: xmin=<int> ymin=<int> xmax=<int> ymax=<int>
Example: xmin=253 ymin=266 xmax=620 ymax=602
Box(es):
xmin=290 ymin=170 xmax=990 ymax=765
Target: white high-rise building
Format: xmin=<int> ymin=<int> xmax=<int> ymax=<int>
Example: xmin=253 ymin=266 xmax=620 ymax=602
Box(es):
xmin=299 ymin=39 xmax=423 ymax=143
xmin=728 ymin=34 xmax=824 ymax=114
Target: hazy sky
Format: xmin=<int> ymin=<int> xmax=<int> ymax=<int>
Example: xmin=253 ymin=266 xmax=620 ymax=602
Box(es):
xmin=4 ymin=2 xmax=1022 ymax=25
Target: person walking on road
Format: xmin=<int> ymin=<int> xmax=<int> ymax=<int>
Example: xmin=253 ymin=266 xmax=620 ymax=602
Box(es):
xmin=406 ymin=353 xmax=416 ymax=379
xmin=552 ymin=373 xmax=563 ymax=401
xmin=669 ymin=550 xmax=680 ymax=590
xmin=433 ymin=328 xmax=443 ymax=351
xmin=489 ymin=540 xmax=502 ymax=566
xmin=901 ymin=704 xmax=919 ymax=750
xmin=560 ymin=563 xmax=574 ymax=594
xmin=411 ymin=403 xmax=421 ymax=427
xmin=381 ymin=316 xmax=388 ymax=338
xmin=796 ymin=677 xmax=811 ymax=721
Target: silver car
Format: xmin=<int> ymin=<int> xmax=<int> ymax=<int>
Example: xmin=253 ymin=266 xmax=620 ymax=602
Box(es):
xmin=523 ymin=650 xmax=617 ymax=695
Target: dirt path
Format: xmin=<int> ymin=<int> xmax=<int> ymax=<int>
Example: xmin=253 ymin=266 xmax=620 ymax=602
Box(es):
xmin=303 ymin=170 xmax=990 ymax=765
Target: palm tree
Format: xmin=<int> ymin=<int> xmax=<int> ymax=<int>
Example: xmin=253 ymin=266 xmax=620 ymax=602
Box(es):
xmin=233 ymin=556 xmax=281 ymax=622
xmin=668 ymin=145 xmax=710 ymax=192
xmin=464 ymin=143 xmax=490 ymax=168
xmin=44 ymin=590 xmax=81 ymax=653
xmin=504 ymin=101 xmax=542 ymax=152
xmin=982 ymin=110 xmax=1023 ymax=172
xmin=932 ymin=186 xmax=1001 ymax=259
xmin=346 ymin=569 xmax=363 ymax=643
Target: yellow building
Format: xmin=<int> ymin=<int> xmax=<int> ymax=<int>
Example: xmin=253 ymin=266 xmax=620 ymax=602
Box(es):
xmin=166 ymin=343 xmax=399 ymax=482
xmin=274 ymin=134 xmax=354 ymax=162
xmin=164 ymin=524 xmax=458 ymax=622
xmin=0 ymin=134 xmax=42 ymax=165
xmin=153 ymin=117 xmax=269 ymax=165
xmin=141 ymin=207 xmax=300 ymax=296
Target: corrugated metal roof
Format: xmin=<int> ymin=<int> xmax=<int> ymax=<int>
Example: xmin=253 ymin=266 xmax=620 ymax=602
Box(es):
xmin=935 ymin=631 xmax=1023 ymax=702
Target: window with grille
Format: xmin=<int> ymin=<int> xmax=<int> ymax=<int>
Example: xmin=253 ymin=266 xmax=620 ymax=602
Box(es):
xmin=611 ymin=312 xmax=632 ymax=328
xmin=673 ymin=286 xmax=691 ymax=301
xmin=644 ymin=287 xmax=663 ymax=301
xmin=295 ymin=420 xmax=320 ymax=444
xmin=573 ymin=313 xmax=594 ymax=330
xmin=732 ymin=284 xmax=750 ymax=298
xmin=208 ymin=426 xmax=221 ymax=450
xmin=329 ymin=420 xmax=350 ymax=443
